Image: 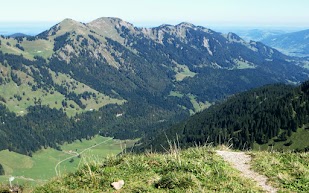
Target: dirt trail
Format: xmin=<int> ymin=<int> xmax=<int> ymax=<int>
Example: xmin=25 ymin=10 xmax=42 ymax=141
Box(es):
xmin=216 ymin=150 xmax=277 ymax=193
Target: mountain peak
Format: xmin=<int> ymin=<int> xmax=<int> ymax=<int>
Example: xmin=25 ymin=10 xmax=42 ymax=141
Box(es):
xmin=36 ymin=18 xmax=87 ymax=39
xmin=88 ymin=17 xmax=133 ymax=28
xmin=56 ymin=18 xmax=87 ymax=33
xmin=176 ymin=22 xmax=195 ymax=28
xmin=58 ymin=18 xmax=81 ymax=26
xmin=90 ymin=17 xmax=123 ymax=23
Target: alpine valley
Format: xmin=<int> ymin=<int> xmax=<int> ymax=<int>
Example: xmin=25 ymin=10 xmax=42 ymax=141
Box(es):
xmin=0 ymin=17 xmax=309 ymax=156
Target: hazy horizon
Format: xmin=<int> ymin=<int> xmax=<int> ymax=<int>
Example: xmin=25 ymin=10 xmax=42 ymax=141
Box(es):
xmin=1 ymin=0 xmax=308 ymax=35
xmin=0 ymin=19 xmax=307 ymax=36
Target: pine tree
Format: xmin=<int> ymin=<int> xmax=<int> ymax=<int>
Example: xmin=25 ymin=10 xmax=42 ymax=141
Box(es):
xmin=0 ymin=163 xmax=5 ymax=175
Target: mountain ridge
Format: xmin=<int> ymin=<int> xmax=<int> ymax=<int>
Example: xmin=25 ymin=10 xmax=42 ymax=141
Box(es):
xmin=0 ymin=17 xmax=309 ymax=155
xmin=261 ymin=29 xmax=309 ymax=57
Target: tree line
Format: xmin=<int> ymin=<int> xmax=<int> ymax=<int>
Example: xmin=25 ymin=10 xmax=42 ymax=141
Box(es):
xmin=137 ymin=82 xmax=309 ymax=152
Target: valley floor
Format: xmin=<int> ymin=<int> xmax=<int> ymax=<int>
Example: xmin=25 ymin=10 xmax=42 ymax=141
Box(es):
xmin=0 ymin=135 xmax=134 ymax=187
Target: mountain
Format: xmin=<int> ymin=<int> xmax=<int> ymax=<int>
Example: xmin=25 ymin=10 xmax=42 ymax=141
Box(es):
xmin=0 ymin=17 xmax=309 ymax=155
xmin=261 ymin=29 xmax=309 ymax=57
xmin=7 ymin=33 xmax=31 ymax=38
xmin=137 ymin=82 xmax=309 ymax=152
xmin=235 ymin=29 xmax=286 ymax=42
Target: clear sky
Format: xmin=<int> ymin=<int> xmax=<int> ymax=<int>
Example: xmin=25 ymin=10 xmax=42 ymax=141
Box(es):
xmin=0 ymin=0 xmax=308 ymax=34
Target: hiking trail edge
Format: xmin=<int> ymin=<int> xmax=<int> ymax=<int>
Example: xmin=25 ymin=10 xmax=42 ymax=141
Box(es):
xmin=216 ymin=150 xmax=278 ymax=193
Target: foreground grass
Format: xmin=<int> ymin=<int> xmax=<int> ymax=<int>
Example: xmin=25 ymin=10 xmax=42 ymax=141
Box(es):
xmin=34 ymin=147 xmax=263 ymax=193
xmin=250 ymin=151 xmax=309 ymax=192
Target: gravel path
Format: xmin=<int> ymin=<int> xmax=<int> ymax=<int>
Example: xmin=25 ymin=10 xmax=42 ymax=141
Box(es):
xmin=216 ymin=150 xmax=277 ymax=193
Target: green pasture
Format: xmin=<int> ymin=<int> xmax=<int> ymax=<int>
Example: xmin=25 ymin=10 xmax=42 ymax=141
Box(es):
xmin=0 ymin=136 xmax=134 ymax=187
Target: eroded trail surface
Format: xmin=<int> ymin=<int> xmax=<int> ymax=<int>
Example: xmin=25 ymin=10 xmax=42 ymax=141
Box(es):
xmin=216 ymin=150 xmax=277 ymax=193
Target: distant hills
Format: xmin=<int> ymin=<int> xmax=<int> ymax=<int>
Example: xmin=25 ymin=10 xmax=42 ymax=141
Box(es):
xmin=235 ymin=29 xmax=286 ymax=42
xmin=0 ymin=17 xmax=309 ymax=154
xmin=236 ymin=29 xmax=309 ymax=57
xmin=7 ymin=33 xmax=31 ymax=38
xmin=262 ymin=29 xmax=309 ymax=57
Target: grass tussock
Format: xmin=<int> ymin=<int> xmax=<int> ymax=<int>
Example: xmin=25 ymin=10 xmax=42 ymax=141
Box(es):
xmin=34 ymin=146 xmax=263 ymax=193
xmin=250 ymin=151 xmax=309 ymax=192
xmin=0 ymin=183 xmax=23 ymax=193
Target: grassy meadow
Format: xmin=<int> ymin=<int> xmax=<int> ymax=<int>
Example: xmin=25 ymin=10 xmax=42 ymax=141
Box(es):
xmin=174 ymin=64 xmax=196 ymax=81
xmin=169 ymin=91 xmax=212 ymax=115
xmin=0 ymin=135 xmax=134 ymax=189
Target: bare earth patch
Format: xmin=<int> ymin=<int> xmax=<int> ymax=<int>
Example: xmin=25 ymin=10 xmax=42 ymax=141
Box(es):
xmin=216 ymin=150 xmax=278 ymax=193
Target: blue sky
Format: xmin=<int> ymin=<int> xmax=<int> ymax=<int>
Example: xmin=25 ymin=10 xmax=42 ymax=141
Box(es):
xmin=1 ymin=0 xmax=308 ymax=34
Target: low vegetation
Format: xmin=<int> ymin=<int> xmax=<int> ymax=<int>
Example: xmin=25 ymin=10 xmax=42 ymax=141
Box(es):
xmin=251 ymin=151 xmax=309 ymax=192
xmin=34 ymin=146 xmax=263 ymax=193
xmin=1 ymin=145 xmax=308 ymax=192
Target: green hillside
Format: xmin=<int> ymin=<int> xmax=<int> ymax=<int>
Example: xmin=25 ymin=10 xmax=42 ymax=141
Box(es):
xmin=0 ymin=55 xmax=124 ymax=117
xmin=138 ymin=82 xmax=309 ymax=152
xmin=1 ymin=17 xmax=309 ymax=158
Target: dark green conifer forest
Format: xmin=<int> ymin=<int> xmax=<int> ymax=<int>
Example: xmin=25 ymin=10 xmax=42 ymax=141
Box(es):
xmin=137 ymin=82 xmax=309 ymax=152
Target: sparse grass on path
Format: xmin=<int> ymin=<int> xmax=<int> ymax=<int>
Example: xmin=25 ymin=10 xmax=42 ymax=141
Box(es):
xmin=217 ymin=150 xmax=277 ymax=193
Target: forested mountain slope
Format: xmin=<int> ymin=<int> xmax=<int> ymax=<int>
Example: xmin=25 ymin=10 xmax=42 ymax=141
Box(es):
xmin=261 ymin=29 xmax=309 ymax=57
xmin=137 ymin=82 xmax=309 ymax=152
xmin=0 ymin=17 xmax=309 ymax=155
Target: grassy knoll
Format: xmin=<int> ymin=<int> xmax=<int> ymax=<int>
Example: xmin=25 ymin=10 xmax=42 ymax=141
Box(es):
xmin=2 ymin=143 xmax=308 ymax=192
xmin=34 ymin=146 xmax=263 ymax=193
xmin=251 ymin=151 xmax=309 ymax=192
xmin=0 ymin=38 xmax=24 ymax=57
xmin=20 ymin=39 xmax=54 ymax=59
xmin=0 ymin=37 xmax=52 ymax=60
xmin=0 ymin=136 xmax=133 ymax=190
